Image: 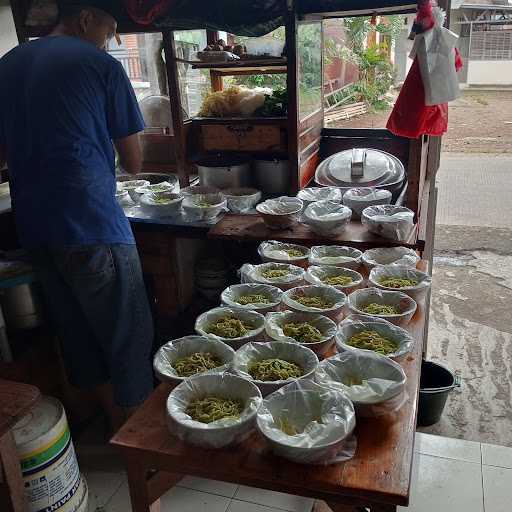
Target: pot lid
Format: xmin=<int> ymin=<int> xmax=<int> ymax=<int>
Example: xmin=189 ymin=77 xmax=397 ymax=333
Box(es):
xmin=315 ymin=148 xmax=405 ymax=188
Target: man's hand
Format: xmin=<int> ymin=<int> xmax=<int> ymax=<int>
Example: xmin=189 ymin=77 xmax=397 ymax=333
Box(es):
xmin=114 ymin=133 xmax=142 ymax=175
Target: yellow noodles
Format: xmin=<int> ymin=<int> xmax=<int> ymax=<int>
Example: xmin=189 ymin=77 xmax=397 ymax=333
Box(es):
xmin=248 ymin=358 xmax=303 ymax=381
xmin=283 ymin=322 xmax=323 ymax=343
xmin=172 ymin=352 xmax=222 ymax=377
xmin=347 ymin=330 xmax=399 ymax=355
xmin=291 ymin=295 xmax=334 ymax=309
xmin=261 ymin=269 xmax=290 ymax=279
xmin=379 ymin=277 xmax=418 ymax=288
xmin=285 ymin=249 xmax=305 ymax=258
xmin=235 ymin=294 xmax=271 ymax=305
xmin=186 ymin=396 xmax=243 ymax=423
xmin=207 ymin=315 xmax=253 ymax=338
xmin=361 ymin=303 xmax=400 ymax=315
xmin=322 ymin=275 xmax=353 ymax=286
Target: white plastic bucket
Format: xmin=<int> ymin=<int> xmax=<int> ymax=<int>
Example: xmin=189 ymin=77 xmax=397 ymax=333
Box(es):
xmin=12 ymin=396 xmax=87 ymax=512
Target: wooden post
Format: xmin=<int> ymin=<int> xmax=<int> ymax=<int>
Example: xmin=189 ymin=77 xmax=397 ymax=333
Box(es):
xmin=162 ymin=30 xmax=190 ymax=189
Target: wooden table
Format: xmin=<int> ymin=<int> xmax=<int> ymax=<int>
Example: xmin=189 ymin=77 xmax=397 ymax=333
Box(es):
xmin=0 ymin=379 xmax=40 ymax=512
xmin=112 ymin=298 xmax=426 ymax=512
xmin=208 ymin=214 xmax=422 ymax=251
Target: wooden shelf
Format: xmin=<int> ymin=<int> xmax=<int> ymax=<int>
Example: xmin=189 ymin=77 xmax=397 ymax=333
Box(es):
xmin=192 ymin=117 xmax=287 ymax=126
xmin=191 ymin=58 xmax=287 ymax=76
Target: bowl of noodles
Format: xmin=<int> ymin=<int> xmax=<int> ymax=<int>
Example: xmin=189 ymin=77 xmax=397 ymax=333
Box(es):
xmin=257 ymin=241 xmax=310 ymax=269
xmin=232 ymin=341 xmax=319 ymax=396
xmin=265 ymin=311 xmax=338 ymax=357
xmin=347 ymin=288 xmax=417 ymax=326
xmin=256 ymin=380 xmax=355 ymax=464
xmin=335 ymin=315 xmax=415 ymax=359
xmin=240 ymin=262 xmax=305 ymax=291
xmin=368 ymin=265 xmax=431 ymax=302
xmin=281 ymin=285 xmax=347 ymax=321
xmin=166 ymin=372 xmax=262 ymax=448
xmin=305 ymin=265 xmax=364 ymax=294
xmin=153 ymin=336 xmax=236 ymax=384
xmin=221 ymin=283 xmax=283 ymax=314
xmin=195 ymin=307 xmax=266 ymax=350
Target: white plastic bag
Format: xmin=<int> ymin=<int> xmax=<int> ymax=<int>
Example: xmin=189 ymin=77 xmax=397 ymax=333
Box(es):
xmin=281 ymin=285 xmax=347 ymax=320
xmin=309 ymin=245 xmax=362 ymax=270
xmin=410 ymin=8 xmax=460 ymax=106
xmin=232 ymin=341 xmax=319 ymax=396
xmin=361 ymin=205 xmax=415 ymax=242
xmin=195 ymin=307 xmax=266 ymax=349
xmin=256 ymin=380 xmax=356 ymax=464
xmin=296 ymin=187 xmax=343 ymax=208
xmin=221 ymin=283 xmax=283 ymax=314
xmin=182 ymin=193 xmax=228 ymax=222
xmin=369 ymin=265 xmax=432 ymax=302
xmin=362 ymin=247 xmax=420 ymax=271
xmin=166 ymin=372 xmax=262 ymax=448
xmin=265 ymin=311 xmax=338 ymax=357
xmin=257 ymin=241 xmax=310 ymax=265
xmin=342 ymin=187 xmax=392 ymax=218
xmin=347 ymin=288 xmax=417 ymax=326
xmin=240 ymin=262 xmax=305 ymax=290
xmin=336 ymin=314 xmax=415 ymax=359
xmin=305 ymin=265 xmax=364 ymax=294
xmin=302 ymin=201 xmax=352 ymax=236
xmin=223 ymin=188 xmax=262 ymax=213
xmin=153 ymin=336 xmax=235 ymax=383
xmin=315 ymin=350 xmax=406 ymax=414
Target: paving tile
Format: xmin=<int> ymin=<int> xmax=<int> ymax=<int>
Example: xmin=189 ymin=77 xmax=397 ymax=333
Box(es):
xmin=84 ymin=470 xmax=126 ymax=511
xmin=482 ymin=465 xmax=512 ymax=512
xmin=228 ymin=500 xmax=286 ymax=512
xmin=482 ymin=443 xmax=512 ymax=469
xmin=414 ymin=432 xmax=481 ymax=463
xmin=235 ymin=485 xmax=313 ymax=512
xmin=177 ymin=476 xmax=238 ymax=498
xmin=398 ymin=453 xmax=484 ymax=512
xmin=161 ymin=486 xmax=231 ymax=512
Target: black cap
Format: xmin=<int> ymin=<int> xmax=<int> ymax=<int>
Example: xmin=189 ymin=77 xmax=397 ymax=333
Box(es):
xmin=57 ymin=0 xmax=122 ymax=20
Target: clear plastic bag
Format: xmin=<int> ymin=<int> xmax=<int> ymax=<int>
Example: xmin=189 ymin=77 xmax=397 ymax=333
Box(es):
xmin=256 ymin=380 xmax=356 ymax=464
xmin=342 ymin=187 xmax=392 ymax=218
xmin=256 ymin=197 xmax=303 ymax=230
xmin=305 ymin=265 xmax=364 ymax=294
xmin=257 ymin=241 xmax=310 ymax=265
xmin=296 ymin=187 xmax=343 ymax=208
xmin=369 ymin=265 xmax=432 ymax=303
xmin=362 ymin=247 xmax=420 ymax=271
xmin=153 ymin=336 xmax=235 ymax=383
xmin=265 ymin=311 xmax=338 ymax=357
xmin=302 ymin=201 xmax=352 ymax=236
xmin=361 ymin=205 xmax=415 ymax=242
xmin=309 ymin=245 xmax=362 ymax=270
xmin=240 ymin=262 xmax=305 ymax=291
xmin=281 ymin=285 xmax=347 ymax=320
xmin=182 ymin=193 xmax=228 ymax=222
xmin=347 ymin=288 xmax=417 ymax=326
xmin=315 ymin=350 xmax=407 ymax=415
xmin=195 ymin=307 xmax=266 ymax=350
xmin=221 ymin=283 xmax=283 ymax=314
xmin=232 ymin=341 xmax=319 ymax=396
xmin=223 ymin=188 xmax=262 ymax=213
xmin=336 ymin=314 xmax=416 ymax=359
xmin=166 ymin=372 xmax=262 ymax=449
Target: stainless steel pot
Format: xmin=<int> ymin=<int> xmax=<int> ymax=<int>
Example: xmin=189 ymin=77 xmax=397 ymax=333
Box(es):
xmin=0 ymin=283 xmax=45 ymax=330
xmin=197 ymin=156 xmax=251 ymax=189
xmin=254 ymin=159 xmax=290 ymax=195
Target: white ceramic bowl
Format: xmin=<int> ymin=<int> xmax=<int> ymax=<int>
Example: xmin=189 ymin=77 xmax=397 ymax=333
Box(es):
xmin=221 ymin=284 xmax=283 ymax=314
xmin=361 ymin=205 xmax=415 ymax=242
xmin=241 ymin=262 xmax=305 ymax=291
xmin=166 ymin=373 xmax=262 ymax=448
xmin=232 ymin=341 xmax=319 ymax=396
xmin=195 ymin=307 xmax=266 ymax=350
xmin=343 ymin=188 xmax=392 ymax=218
xmin=182 ymin=193 xmax=227 ymax=221
xmin=223 ymin=187 xmax=262 ymax=213
xmin=256 ymin=197 xmax=303 ymax=230
xmin=369 ymin=265 xmax=432 ymax=302
xmin=153 ymin=336 xmax=235 ymax=384
xmin=281 ymin=285 xmax=347 ymax=321
xmin=302 ymin=201 xmax=352 ymax=236
xmin=362 ymin=247 xmax=420 ymax=271
xmin=347 ymin=288 xmax=417 ymax=326
xmin=305 ymin=265 xmax=364 ymax=294
xmin=297 ymin=187 xmax=343 ymax=210
xmin=139 ymin=192 xmax=183 ymax=216
xmin=309 ymin=245 xmax=363 ymax=270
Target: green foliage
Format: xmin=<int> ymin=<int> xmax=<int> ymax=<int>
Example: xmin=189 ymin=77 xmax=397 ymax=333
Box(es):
xmin=254 ymin=87 xmax=288 ymax=116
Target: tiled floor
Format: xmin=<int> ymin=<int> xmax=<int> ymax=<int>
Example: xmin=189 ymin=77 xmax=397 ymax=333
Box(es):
xmin=78 ymin=431 xmax=512 ymax=512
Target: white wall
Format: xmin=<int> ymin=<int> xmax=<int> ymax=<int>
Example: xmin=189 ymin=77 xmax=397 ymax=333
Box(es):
xmin=0 ymin=0 xmax=18 ymax=57
xmin=468 ymin=60 xmax=512 ymax=86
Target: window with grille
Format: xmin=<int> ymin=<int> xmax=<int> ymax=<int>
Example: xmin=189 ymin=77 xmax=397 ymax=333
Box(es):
xmin=470 ymin=30 xmax=512 ymax=60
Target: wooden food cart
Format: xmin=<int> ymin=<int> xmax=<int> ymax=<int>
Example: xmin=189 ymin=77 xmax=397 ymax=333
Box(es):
xmin=4 ymin=0 xmax=449 ymax=510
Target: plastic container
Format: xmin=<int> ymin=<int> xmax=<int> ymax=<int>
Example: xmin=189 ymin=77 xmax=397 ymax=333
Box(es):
xmin=221 ymin=283 xmax=282 ymax=314
xmin=305 ymin=265 xmax=364 ymax=294
xmin=12 ymin=397 xmax=86 ymax=512
xmin=369 ymin=265 xmax=432 ymax=302
xmin=418 ymin=360 xmax=460 ymax=426
xmin=302 ymin=201 xmax=352 ymax=237
xmin=257 ymin=241 xmax=310 ymax=268
xmin=362 ymin=247 xmax=420 ymax=271
xmin=309 ymin=245 xmax=363 ymax=270
xmin=232 ymin=341 xmax=319 ymax=396
xmin=347 ymin=288 xmax=417 ymax=326
xmin=281 ymin=285 xmax=347 ymax=321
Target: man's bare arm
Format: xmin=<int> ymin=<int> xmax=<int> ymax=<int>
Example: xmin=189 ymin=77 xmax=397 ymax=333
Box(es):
xmin=114 ymin=133 xmax=142 ymax=175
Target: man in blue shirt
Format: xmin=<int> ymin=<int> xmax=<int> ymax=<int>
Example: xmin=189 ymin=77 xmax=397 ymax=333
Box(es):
xmin=0 ymin=1 xmax=154 ymax=431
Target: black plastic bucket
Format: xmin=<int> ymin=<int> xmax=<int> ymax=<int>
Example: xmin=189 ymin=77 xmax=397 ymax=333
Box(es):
xmin=418 ymin=360 xmax=459 ymax=427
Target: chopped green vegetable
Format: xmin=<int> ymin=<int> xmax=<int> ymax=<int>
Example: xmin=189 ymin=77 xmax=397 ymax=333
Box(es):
xmin=379 ymin=277 xmax=418 ymax=289
xmin=343 ymin=375 xmax=365 ymax=386
xmin=186 ymin=396 xmax=243 ymax=423
xmin=291 ymin=295 xmax=334 ymax=309
xmin=261 ymin=269 xmax=289 ymax=279
xmin=285 ymin=248 xmax=305 ymax=258
xmin=206 ymin=315 xmax=253 ymax=338
xmin=172 ymin=352 xmax=222 ymax=377
xmin=235 ymin=294 xmax=271 ymax=305
xmin=254 ymin=87 xmax=288 ymax=117
xmin=283 ymin=322 xmax=323 ymax=343
xmin=248 ymin=358 xmax=303 ymax=381
xmin=196 ymin=201 xmax=212 ymax=207
xmin=361 ymin=303 xmax=400 ymax=315
xmin=152 ymin=197 xmax=174 ymax=204
xmin=322 ymin=275 xmax=353 ymax=286
xmin=347 ymin=329 xmax=399 ymax=355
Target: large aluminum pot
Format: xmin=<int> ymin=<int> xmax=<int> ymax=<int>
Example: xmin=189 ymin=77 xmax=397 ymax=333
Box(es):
xmin=197 ymin=155 xmax=251 ymax=189
xmin=0 ymin=283 xmax=45 ymax=330
xmin=254 ymin=159 xmax=290 ymax=195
